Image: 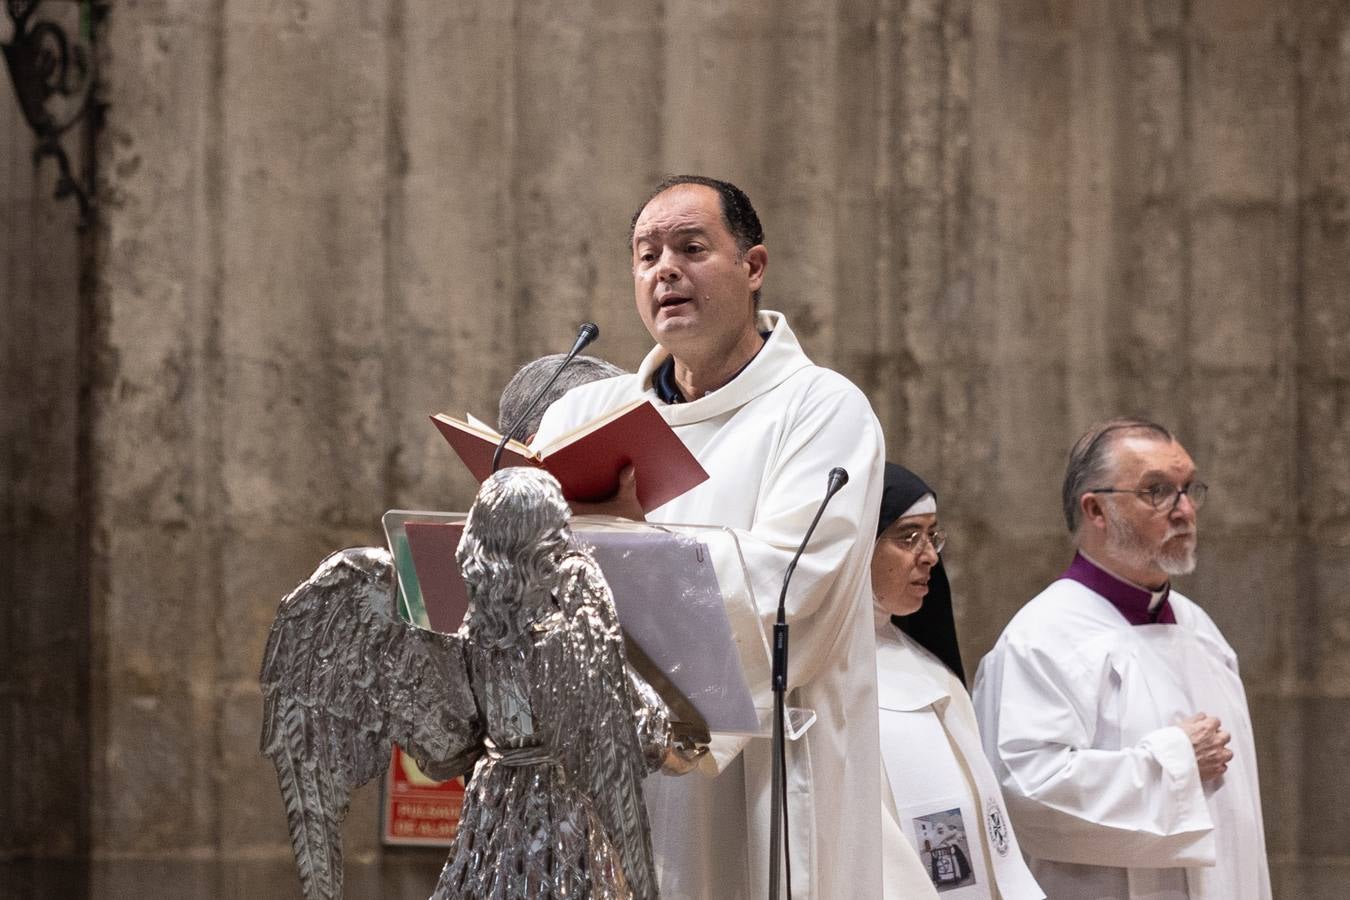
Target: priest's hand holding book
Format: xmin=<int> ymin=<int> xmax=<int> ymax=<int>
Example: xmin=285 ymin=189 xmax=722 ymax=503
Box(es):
xmin=567 ymin=464 xmax=647 ymax=521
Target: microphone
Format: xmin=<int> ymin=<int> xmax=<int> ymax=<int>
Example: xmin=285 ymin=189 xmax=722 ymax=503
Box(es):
xmin=774 ymin=467 xmax=849 ymax=641
xmin=768 ymin=466 xmax=849 ymax=900
xmin=490 ymin=322 xmax=600 ymax=473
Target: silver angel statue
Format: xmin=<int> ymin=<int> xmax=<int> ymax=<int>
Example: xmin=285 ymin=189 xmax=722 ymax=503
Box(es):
xmin=260 ymin=467 xmax=676 ymax=899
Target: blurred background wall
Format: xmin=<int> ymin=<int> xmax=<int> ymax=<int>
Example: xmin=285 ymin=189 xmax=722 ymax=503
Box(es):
xmin=3 ymin=0 xmax=1347 ymax=897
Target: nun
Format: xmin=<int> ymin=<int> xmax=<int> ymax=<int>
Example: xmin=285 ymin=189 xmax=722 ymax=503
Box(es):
xmin=873 ymin=463 xmax=1043 ymax=900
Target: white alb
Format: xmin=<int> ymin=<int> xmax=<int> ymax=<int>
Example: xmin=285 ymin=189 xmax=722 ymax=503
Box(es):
xmin=534 ymin=311 xmax=886 ymax=900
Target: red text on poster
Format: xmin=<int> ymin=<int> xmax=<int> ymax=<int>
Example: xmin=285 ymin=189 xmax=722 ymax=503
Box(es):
xmin=381 ymin=745 xmax=466 ymax=846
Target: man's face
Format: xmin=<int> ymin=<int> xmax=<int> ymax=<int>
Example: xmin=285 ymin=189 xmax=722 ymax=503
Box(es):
xmin=630 ymin=184 xmax=765 ymax=359
xmin=1098 ymin=436 xmax=1200 ymax=580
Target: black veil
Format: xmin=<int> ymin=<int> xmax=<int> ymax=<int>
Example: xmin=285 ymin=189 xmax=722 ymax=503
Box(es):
xmin=877 ymin=463 xmax=967 ymax=685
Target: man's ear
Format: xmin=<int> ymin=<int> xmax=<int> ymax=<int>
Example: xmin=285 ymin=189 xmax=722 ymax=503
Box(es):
xmin=744 ymin=245 xmax=768 ymax=292
xmin=1080 ymin=493 xmax=1107 ymax=530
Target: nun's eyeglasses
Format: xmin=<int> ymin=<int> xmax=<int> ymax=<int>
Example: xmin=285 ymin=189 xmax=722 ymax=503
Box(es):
xmin=881 ymin=527 xmax=947 ymax=555
xmin=1087 ymin=481 xmax=1208 ymax=512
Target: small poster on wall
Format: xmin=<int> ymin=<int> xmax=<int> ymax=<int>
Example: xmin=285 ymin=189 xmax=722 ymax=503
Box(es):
xmin=381 ymin=745 xmax=465 ymax=846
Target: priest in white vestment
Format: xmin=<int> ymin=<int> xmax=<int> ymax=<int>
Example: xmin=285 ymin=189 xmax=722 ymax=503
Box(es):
xmin=972 ymin=418 xmax=1271 ymax=900
xmin=533 ymin=176 xmax=885 ymax=900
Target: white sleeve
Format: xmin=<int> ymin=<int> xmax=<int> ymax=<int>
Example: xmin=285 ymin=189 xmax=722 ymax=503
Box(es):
xmin=974 ymin=637 xmax=1216 ymax=869
xmin=699 ymin=380 xmax=884 ymax=774
xmin=537 ymin=373 xmax=884 ymax=777
xmin=723 ymin=380 xmax=884 ymax=689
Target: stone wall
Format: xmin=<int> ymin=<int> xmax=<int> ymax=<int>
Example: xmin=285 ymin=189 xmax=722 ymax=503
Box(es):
xmin=1 ymin=2 xmax=94 ymax=896
xmin=4 ymin=0 xmax=1348 ymax=897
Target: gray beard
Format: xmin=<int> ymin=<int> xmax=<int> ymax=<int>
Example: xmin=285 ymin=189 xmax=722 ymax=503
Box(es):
xmin=1104 ymin=507 xmax=1197 ymax=578
xmin=1158 ymin=539 xmax=1197 ymax=576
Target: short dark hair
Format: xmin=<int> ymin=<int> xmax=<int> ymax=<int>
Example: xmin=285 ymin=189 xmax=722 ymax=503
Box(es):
xmin=629 ymin=175 xmax=765 ymax=252
xmin=1062 ymin=417 xmax=1175 ymax=534
xmin=629 ymin=175 xmax=766 ymax=305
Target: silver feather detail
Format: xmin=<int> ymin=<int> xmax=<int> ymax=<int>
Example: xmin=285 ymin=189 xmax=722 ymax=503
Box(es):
xmin=259 ymin=547 xmax=481 ymax=900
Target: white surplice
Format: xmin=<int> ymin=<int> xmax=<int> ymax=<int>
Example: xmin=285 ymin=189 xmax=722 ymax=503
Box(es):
xmin=971 ymin=575 xmax=1271 ymax=900
xmin=533 ymin=311 xmax=885 ymax=900
xmin=876 ymin=608 xmax=1043 ymax=900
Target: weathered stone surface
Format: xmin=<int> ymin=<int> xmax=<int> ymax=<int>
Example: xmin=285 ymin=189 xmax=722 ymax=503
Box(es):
xmin=1187 ymin=4 xmax=1297 ymax=205
xmin=1301 ymin=378 xmax=1350 ymax=542
xmin=0 ymin=860 xmax=88 ymax=900
xmin=1 ymin=0 xmax=90 ymax=874
xmin=1300 ymin=696 xmax=1350 ymax=858
xmin=389 ymin=0 xmax=521 ymax=511
xmin=1245 ymin=693 xmax=1301 ymax=859
xmin=1297 ymin=2 xmax=1350 ymax=383
xmin=1299 ymin=862 xmax=1350 ymax=900
xmin=215 ymin=858 xmax=308 ymax=900
xmin=1 ymin=525 xmax=84 ymax=850
xmin=1185 ymin=534 xmax=1295 ymax=685
xmin=1189 ymin=209 xmax=1292 ymax=373
xmin=218 ymin=686 xmax=294 ymax=852
xmin=1185 ymin=370 xmax=1295 ymax=531
xmin=949 ymin=531 xmax=1072 ymax=673
xmin=344 ymin=852 xmax=451 ymax=900
xmin=1304 ymin=542 xmax=1350 ymax=688
xmin=90 ymin=858 xmax=226 ymax=900
xmin=95 ymin=683 xmax=213 ymax=852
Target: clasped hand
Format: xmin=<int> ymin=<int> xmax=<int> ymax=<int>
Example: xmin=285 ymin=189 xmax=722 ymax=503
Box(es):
xmin=1179 ymin=712 xmax=1233 ymax=782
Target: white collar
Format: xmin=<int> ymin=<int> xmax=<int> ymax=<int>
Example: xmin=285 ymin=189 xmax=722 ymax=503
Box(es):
xmin=633 ymin=310 xmax=814 ymax=425
xmin=874 ymin=609 xmax=952 ymax=712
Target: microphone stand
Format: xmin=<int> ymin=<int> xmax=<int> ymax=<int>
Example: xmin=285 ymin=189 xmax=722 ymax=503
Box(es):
xmin=768 ymin=466 xmax=849 ymax=900
xmin=490 ymin=322 xmax=600 ymax=473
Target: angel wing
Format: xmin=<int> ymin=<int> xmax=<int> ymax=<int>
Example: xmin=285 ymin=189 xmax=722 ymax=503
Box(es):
xmin=259 ymin=547 xmax=482 ymax=900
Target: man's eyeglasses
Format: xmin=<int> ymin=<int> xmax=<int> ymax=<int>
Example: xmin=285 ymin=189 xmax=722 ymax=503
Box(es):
xmin=880 ymin=527 xmax=947 ymax=555
xmin=1087 ymin=481 xmax=1208 ymax=512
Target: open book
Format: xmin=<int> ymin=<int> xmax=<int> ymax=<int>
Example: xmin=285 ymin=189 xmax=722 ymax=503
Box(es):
xmin=430 ymin=397 xmax=709 ymax=513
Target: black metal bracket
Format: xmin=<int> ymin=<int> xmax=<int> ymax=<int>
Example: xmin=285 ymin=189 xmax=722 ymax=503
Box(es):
xmin=2 ymin=0 xmax=103 ymax=226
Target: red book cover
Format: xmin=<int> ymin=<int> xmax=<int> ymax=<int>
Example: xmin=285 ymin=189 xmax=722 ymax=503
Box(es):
xmin=430 ymin=399 xmax=707 ymax=513
xmin=429 ymin=415 xmax=539 ymax=483
xmin=540 ymin=400 xmax=707 ymax=511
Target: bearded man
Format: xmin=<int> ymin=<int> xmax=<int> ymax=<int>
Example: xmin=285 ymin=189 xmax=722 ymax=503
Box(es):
xmin=971 ymin=418 xmax=1271 ymax=900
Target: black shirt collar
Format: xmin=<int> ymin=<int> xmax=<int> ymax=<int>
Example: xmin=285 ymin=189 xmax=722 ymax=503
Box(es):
xmin=652 ymin=330 xmax=771 ymax=405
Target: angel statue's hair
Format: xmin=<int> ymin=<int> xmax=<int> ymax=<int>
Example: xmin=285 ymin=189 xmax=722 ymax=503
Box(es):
xmin=456 ymin=467 xmax=574 ymax=647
